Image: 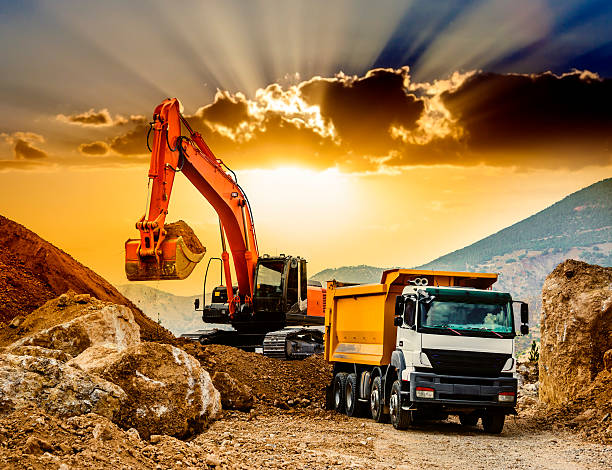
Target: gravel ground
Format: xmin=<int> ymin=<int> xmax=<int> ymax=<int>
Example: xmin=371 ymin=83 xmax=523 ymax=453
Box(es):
xmin=195 ymin=411 xmax=612 ymax=469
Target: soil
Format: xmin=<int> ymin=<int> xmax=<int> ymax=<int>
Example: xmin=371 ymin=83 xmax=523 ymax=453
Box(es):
xmin=0 ymin=215 xmax=173 ymax=342
xmin=1 ymin=406 xmax=611 ymax=470
xmin=175 ymin=341 xmax=333 ymax=408
xmin=164 ymin=220 xmax=205 ymax=254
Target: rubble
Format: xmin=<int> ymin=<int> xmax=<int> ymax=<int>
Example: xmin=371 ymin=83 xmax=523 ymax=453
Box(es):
xmin=164 ymin=220 xmax=205 ymax=254
xmin=212 ymin=371 xmax=254 ymax=411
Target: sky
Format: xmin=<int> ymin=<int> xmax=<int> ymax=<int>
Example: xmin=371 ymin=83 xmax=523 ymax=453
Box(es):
xmin=0 ymin=0 xmax=611 ymax=295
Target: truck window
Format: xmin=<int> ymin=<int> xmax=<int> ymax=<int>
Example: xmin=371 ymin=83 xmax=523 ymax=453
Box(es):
xmin=419 ymin=300 xmax=513 ymax=335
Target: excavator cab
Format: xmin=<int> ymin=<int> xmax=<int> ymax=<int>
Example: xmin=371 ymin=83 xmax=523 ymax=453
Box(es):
xmin=252 ymin=255 xmax=308 ymax=325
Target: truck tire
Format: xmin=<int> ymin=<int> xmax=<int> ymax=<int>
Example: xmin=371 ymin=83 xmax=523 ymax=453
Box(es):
xmin=482 ymin=411 xmax=505 ymax=434
xmin=459 ymin=414 xmax=479 ymax=427
xmin=369 ymin=376 xmax=387 ymax=423
xmin=390 ymin=380 xmax=412 ymax=430
xmin=345 ymin=373 xmax=363 ymax=417
xmin=333 ymin=372 xmax=348 ymax=414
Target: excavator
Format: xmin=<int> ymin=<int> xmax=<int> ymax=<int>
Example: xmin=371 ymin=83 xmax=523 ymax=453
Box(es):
xmin=124 ymin=98 xmax=325 ymax=359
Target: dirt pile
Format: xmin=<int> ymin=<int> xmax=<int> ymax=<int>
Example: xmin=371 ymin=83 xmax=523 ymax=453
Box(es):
xmin=537 ymin=259 xmax=612 ymax=443
xmin=165 ymin=220 xmax=205 ymax=254
xmin=0 ymin=407 xmax=223 ymax=470
xmin=0 ymin=214 xmax=173 ymax=341
xmin=177 ymin=341 xmax=333 ymax=410
xmin=0 ymin=294 xmax=221 ymax=441
xmin=540 ymin=259 xmax=612 ymax=404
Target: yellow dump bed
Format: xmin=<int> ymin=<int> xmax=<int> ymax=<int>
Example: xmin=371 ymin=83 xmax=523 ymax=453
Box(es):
xmin=324 ymin=269 xmax=498 ymax=366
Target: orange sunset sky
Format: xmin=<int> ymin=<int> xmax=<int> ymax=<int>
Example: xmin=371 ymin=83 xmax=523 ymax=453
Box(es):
xmin=1 ymin=1 xmax=611 ymax=295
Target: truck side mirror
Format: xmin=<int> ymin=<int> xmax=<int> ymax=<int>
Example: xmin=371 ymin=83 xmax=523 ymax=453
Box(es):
xmin=520 ymin=303 xmax=529 ymax=324
xmin=194 ymin=298 xmax=200 ymax=310
xmin=395 ymin=296 xmax=404 ymax=316
xmin=520 ymin=324 xmax=529 ymax=335
xmin=404 ymin=301 xmax=416 ymax=327
xmin=394 ymin=315 xmax=403 ymax=327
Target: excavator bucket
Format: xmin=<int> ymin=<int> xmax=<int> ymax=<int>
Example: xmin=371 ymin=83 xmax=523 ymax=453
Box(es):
xmin=125 ymin=236 xmax=205 ymax=281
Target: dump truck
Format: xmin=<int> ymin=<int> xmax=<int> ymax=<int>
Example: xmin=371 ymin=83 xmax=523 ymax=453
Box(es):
xmin=324 ymin=269 xmax=529 ymax=434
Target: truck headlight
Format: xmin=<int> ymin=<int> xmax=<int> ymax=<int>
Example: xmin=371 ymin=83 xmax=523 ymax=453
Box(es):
xmin=498 ymin=392 xmax=515 ymax=402
xmin=416 ymin=387 xmax=434 ymax=399
xmin=501 ymin=358 xmax=515 ymax=372
xmin=419 ymin=352 xmax=432 ymax=367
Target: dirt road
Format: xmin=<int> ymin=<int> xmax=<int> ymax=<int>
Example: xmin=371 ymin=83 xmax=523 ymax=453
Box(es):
xmin=195 ymin=411 xmax=612 ymax=469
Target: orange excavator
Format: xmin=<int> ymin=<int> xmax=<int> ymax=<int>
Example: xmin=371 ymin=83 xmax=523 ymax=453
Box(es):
xmin=125 ymin=98 xmax=325 ymax=359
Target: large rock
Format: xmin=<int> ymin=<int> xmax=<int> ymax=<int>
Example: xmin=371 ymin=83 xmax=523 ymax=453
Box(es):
xmin=539 ymin=260 xmax=612 ymax=406
xmin=73 ymin=342 xmax=221 ymax=439
xmin=9 ymin=302 xmax=140 ymax=357
xmin=212 ymin=371 xmax=254 ymax=411
xmin=0 ymin=346 xmax=126 ymax=419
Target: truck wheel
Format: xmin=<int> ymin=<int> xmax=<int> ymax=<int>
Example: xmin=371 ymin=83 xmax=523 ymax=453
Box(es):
xmin=482 ymin=411 xmax=505 ymax=434
xmin=333 ymin=372 xmax=348 ymax=414
xmin=369 ymin=376 xmax=387 ymax=423
xmin=345 ymin=373 xmax=362 ymax=417
xmin=390 ymin=380 xmax=412 ymax=430
xmin=459 ymin=414 xmax=479 ymax=427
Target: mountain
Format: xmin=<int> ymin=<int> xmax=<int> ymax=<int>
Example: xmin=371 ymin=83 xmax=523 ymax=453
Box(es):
xmin=310 ymin=178 xmax=612 ymax=351
xmin=310 ymin=265 xmax=387 ymax=284
xmin=115 ymin=284 xmax=231 ymax=336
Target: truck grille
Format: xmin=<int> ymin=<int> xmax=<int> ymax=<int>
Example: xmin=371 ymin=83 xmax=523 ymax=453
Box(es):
xmin=423 ymin=348 xmax=511 ymax=377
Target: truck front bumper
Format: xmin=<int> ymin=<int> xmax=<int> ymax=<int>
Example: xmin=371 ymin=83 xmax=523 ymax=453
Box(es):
xmin=407 ymin=371 xmax=517 ymax=408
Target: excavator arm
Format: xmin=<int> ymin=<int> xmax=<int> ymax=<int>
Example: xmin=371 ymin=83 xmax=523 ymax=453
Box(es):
xmin=125 ymin=98 xmax=258 ymax=314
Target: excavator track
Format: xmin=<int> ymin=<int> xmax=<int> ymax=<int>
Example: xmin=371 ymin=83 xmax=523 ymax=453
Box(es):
xmin=262 ymin=328 xmax=324 ymax=360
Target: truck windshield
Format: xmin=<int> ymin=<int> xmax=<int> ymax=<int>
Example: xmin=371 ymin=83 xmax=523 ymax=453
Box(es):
xmin=419 ymin=300 xmax=513 ymax=336
xmin=255 ymin=261 xmax=283 ymax=296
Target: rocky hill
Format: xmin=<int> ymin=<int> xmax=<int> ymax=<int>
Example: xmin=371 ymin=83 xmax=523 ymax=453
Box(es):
xmin=0 ymin=215 xmax=172 ymax=342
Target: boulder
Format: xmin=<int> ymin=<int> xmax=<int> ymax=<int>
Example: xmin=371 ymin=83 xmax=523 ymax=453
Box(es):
xmin=9 ymin=303 xmax=140 ymax=357
xmin=77 ymin=342 xmax=220 ymax=439
xmin=0 ymin=346 xmax=126 ymax=419
xmin=212 ymin=371 xmax=254 ymax=411
xmin=539 ymin=260 xmax=612 ymax=406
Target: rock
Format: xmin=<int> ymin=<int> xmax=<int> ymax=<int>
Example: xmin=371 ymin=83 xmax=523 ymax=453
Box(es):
xmin=23 ymin=436 xmax=54 ymax=455
xmin=8 ymin=316 xmax=25 ymax=329
xmin=92 ymin=422 xmax=114 ymax=441
xmin=212 ymin=372 xmax=254 ymax=411
xmin=0 ymin=346 xmax=126 ymax=419
xmin=539 ymin=260 xmax=612 ymax=406
xmin=604 ymin=349 xmax=612 ymax=371
xmin=126 ymin=427 xmax=140 ymax=441
xmin=149 ymin=434 xmax=163 ymax=444
xmin=6 ymin=345 xmax=72 ymax=362
xmin=87 ymin=342 xmax=220 ymax=439
xmin=10 ymin=303 xmax=140 ymax=357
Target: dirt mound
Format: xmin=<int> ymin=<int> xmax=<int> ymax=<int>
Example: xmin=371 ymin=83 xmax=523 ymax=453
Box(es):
xmin=536 ymin=259 xmax=612 ymax=443
xmin=540 ymin=259 xmax=612 ymax=405
xmin=177 ymin=341 xmax=333 ymax=410
xmin=0 ymin=214 xmax=173 ymax=341
xmin=165 ymin=220 xmax=205 ymax=254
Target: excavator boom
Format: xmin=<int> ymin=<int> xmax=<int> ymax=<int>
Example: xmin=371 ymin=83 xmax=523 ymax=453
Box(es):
xmin=125 ymin=99 xmax=258 ymax=311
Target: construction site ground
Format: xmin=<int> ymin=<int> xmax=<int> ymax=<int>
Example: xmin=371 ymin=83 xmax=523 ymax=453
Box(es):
xmin=3 ymin=405 xmax=611 ymax=470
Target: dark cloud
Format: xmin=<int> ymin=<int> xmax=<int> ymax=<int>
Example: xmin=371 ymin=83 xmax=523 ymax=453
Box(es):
xmin=195 ymin=91 xmax=250 ymax=128
xmin=57 ymin=108 xmax=114 ymax=126
xmin=109 ymin=122 xmax=149 ymax=156
xmin=299 ymin=68 xmax=424 ymax=154
xmin=14 ymin=139 xmax=48 ymax=159
xmin=441 ymin=70 xmax=612 ymax=167
xmin=79 ymin=141 xmax=109 ymax=156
